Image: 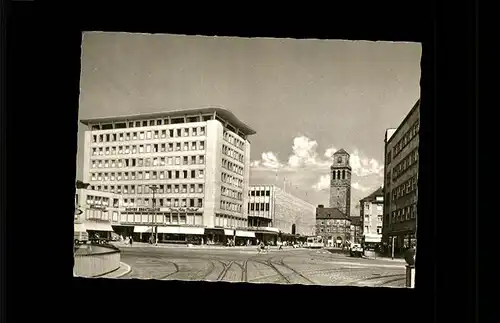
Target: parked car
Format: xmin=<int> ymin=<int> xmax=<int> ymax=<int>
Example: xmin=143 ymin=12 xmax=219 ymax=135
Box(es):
xmin=350 ymin=243 xmax=363 ymax=257
xmin=74 ymin=230 xmax=89 ymax=245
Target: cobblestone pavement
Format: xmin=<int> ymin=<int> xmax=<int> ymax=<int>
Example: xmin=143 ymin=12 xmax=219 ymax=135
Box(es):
xmin=118 ymin=246 xmax=407 ymax=287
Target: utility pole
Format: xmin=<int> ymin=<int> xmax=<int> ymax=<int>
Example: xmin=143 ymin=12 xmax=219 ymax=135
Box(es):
xmin=391 ymin=236 xmax=395 ymax=260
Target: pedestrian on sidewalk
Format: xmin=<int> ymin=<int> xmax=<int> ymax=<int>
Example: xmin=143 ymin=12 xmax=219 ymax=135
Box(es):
xmin=129 ymin=236 xmax=133 ymax=246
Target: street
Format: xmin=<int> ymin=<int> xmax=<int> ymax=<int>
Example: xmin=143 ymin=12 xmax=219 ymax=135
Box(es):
xmin=117 ymin=245 xmax=407 ymax=287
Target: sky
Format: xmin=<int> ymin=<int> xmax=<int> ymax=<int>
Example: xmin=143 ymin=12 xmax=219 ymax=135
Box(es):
xmin=76 ymin=32 xmax=421 ymax=216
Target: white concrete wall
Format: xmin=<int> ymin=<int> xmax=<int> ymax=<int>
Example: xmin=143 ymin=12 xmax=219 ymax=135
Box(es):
xmin=203 ymin=120 xmax=223 ymax=228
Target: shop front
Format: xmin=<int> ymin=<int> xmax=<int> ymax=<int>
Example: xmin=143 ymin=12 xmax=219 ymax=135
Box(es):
xmin=234 ymin=230 xmax=256 ymax=246
xmin=249 ymin=227 xmax=279 ymax=245
xmin=158 ymin=226 xmax=205 ymax=244
xmin=204 ymin=228 xmax=226 ymax=245
xmin=85 ymin=220 xmax=115 ymax=240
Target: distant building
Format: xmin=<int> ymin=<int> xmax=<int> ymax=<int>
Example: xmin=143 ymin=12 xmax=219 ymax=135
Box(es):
xmin=248 ymin=185 xmax=316 ymax=244
xmin=80 ymin=107 xmax=256 ymax=245
xmin=75 ymin=188 xmax=122 ymax=240
xmin=383 ymin=99 xmax=420 ymax=254
xmin=349 ymin=216 xmax=362 ymax=244
xmin=315 ymin=205 xmax=351 ymax=247
xmin=329 ymin=149 xmax=352 ymax=217
xmin=359 ymin=187 xmax=384 ymax=245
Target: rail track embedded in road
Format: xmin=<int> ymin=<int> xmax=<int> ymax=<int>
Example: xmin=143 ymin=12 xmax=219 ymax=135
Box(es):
xmin=217 ymin=261 xmax=234 ymax=281
xmin=345 ymin=273 xmax=406 ymax=286
xmin=276 ymin=256 xmax=316 ymax=285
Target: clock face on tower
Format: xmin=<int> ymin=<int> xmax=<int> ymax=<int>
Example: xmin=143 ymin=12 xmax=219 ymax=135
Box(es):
xmin=337 ymin=157 xmax=343 ymax=164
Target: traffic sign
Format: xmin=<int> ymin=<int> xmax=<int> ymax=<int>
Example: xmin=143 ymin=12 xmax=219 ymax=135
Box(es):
xmin=75 ymin=208 xmax=83 ymax=215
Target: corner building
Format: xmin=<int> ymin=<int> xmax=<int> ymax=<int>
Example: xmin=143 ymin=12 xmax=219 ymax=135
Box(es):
xmin=248 ymin=185 xmax=316 ymax=244
xmin=80 ymin=107 xmax=255 ymax=244
xmin=382 ymin=99 xmax=420 ymax=255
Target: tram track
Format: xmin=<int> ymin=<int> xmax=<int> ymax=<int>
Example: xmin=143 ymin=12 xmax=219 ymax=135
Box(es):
xmin=345 ymin=273 xmax=406 ymax=286
xmin=217 ymin=261 xmax=235 ymax=281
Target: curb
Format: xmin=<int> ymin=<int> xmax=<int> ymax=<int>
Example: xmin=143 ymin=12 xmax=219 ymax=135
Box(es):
xmin=113 ymin=262 xmax=132 ymax=278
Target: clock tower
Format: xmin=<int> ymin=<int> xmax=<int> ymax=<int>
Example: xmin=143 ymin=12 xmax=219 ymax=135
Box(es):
xmin=329 ymin=148 xmax=352 ymax=216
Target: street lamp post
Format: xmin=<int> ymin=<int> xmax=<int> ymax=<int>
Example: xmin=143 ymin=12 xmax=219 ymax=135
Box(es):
xmin=149 ymin=185 xmax=159 ymax=245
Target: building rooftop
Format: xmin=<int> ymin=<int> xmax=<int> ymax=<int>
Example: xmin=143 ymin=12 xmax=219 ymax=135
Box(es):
xmin=333 ymin=148 xmax=349 ymax=156
xmin=80 ymin=106 xmax=256 ymax=136
xmin=350 ymin=216 xmax=362 ymax=226
xmin=385 ymin=98 xmax=420 ymax=144
xmin=360 ymin=187 xmax=384 ymax=203
xmin=316 ymin=207 xmax=350 ymax=220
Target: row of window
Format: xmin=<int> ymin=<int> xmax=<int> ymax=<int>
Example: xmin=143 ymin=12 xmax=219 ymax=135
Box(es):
xmin=318 ymin=227 xmax=349 ymax=233
xmin=85 ymin=196 xmax=120 ymax=208
xmin=85 ymin=209 xmax=119 ymax=222
xmin=220 ymin=201 xmax=243 ymax=213
xmin=392 ymin=119 xmax=419 ymax=159
xmin=332 ymin=169 xmax=348 ymax=180
xmin=392 ymin=175 xmax=418 ymax=201
xmin=249 ymin=202 xmax=270 ymax=212
xmin=318 ymin=219 xmax=349 ymax=225
xmin=222 ymin=158 xmax=244 ymax=176
xmin=223 ymin=130 xmax=245 ymax=150
xmin=221 ymin=172 xmax=243 ymax=189
xmin=123 ymin=198 xmax=204 ymax=208
xmin=222 ymin=144 xmax=244 ymax=163
xmin=89 ymin=183 xmax=204 ymax=195
xmin=214 ymin=214 xmax=247 ymax=228
xmin=90 ymin=169 xmax=205 ymax=182
xmin=363 ymin=203 xmax=383 ymax=211
xmin=249 ymin=190 xmax=271 ymax=197
xmin=390 ymin=203 xmax=417 ymax=224
xmin=392 ymin=148 xmax=419 ymax=180
xmin=221 ymin=187 xmax=243 ymax=201
xmin=364 ymin=225 xmax=383 ymax=234
xmin=119 ymin=213 xmax=203 ymax=226
xmin=91 ymin=141 xmax=206 ymax=156
xmin=92 ymin=155 xmax=205 ymax=169
xmin=92 ymin=127 xmax=206 ymax=143
xmin=95 ymin=142 xmax=193 ymax=155
xmin=90 ymin=115 xmax=212 ymax=131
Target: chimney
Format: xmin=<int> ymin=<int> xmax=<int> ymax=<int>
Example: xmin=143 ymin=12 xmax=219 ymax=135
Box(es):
xmin=318 ymin=204 xmax=324 ymax=208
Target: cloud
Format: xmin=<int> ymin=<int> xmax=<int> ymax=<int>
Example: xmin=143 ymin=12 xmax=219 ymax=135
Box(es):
xmin=250 ymin=135 xmax=384 ymax=177
xmin=352 ymin=182 xmax=372 ymax=192
xmin=349 ymin=149 xmax=384 ymax=177
xmin=311 ymin=174 xmax=330 ymax=191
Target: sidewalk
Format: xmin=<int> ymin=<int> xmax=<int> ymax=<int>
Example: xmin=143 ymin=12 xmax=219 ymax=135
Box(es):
xmin=362 ymin=255 xmax=407 ymax=263
xmin=111 ymin=241 xmax=305 ymax=251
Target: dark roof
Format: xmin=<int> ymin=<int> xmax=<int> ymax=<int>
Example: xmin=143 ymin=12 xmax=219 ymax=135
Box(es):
xmin=333 ymin=148 xmax=349 ymax=156
xmin=80 ymin=107 xmax=256 ymax=136
xmin=349 ymin=216 xmax=362 ymax=226
xmin=360 ymin=187 xmax=384 ymax=202
xmin=316 ymin=207 xmax=350 ymax=220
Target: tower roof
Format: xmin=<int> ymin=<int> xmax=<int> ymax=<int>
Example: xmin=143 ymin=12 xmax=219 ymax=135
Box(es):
xmin=360 ymin=187 xmax=384 ymax=202
xmin=333 ymin=148 xmax=349 ymax=156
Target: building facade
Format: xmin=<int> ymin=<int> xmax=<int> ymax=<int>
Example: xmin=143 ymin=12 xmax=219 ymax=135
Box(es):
xmin=75 ymin=188 xmax=122 ymax=238
xmin=359 ymin=187 xmax=384 ymax=245
xmin=316 ymin=205 xmax=351 ymax=247
xmin=80 ymin=107 xmax=255 ymax=244
xmin=382 ymin=99 xmax=420 ymax=254
xmin=330 ymin=149 xmax=352 ymax=217
xmin=349 ymin=216 xmax=362 ymax=244
xmin=247 ymin=185 xmax=316 ymax=244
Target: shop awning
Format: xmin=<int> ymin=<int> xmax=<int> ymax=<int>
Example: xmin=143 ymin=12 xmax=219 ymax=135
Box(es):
xmin=224 ymin=229 xmax=234 ymax=236
xmin=134 ymin=226 xmax=153 ymax=233
xmin=157 ymin=226 xmax=205 ymax=235
xmin=235 ymin=230 xmax=255 ymax=238
xmin=85 ymin=221 xmax=114 ymax=232
xmin=74 ymin=222 xmax=86 ymax=233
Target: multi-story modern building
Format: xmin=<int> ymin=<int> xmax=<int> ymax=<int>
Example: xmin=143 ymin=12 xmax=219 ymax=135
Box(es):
xmin=75 ymin=188 xmax=122 ymax=239
xmin=382 ymin=99 xmax=420 ymax=255
xmin=349 ymin=216 xmax=362 ymax=244
xmin=330 ymin=149 xmax=352 ymax=217
xmin=80 ymin=107 xmax=256 ymax=244
xmin=247 ymin=185 xmax=316 ymax=244
xmin=315 ymin=205 xmax=352 ymax=247
xmin=359 ymin=187 xmax=384 ymax=246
